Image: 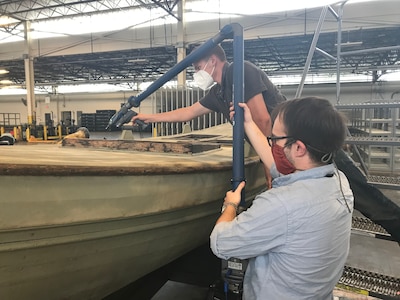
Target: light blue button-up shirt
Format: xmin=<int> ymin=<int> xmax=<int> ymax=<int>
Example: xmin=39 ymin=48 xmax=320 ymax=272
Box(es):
xmin=210 ymin=164 xmax=354 ymax=300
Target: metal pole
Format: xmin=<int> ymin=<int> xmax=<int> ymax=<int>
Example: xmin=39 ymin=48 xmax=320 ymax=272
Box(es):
xmin=315 ymin=47 xmax=337 ymax=62
xmin=231 ymin=23 xmax=245 ymax=205
xmin=295 ymin=6 xmax=329 ymax=98
xmin=336 ymin=2 xmax=347 ymax=104
xmin=176 ymin=0 xmax=187 ymax=87
xmin=24 ymin=21 xmax=36 ymax=125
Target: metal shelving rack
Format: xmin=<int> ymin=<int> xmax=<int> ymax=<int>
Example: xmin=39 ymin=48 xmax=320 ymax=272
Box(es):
xmin=336 ymin=103 xmax=400 ymax=174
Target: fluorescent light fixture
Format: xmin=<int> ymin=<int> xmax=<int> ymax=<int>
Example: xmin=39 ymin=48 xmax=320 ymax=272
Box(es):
xmin=335 ymin=41 xmax=363 ymax=47
xmin=0 ymin=16 xmax=18 ymax=26
xmin=56 ymin=84 xmax=132 ymax=93
xmin=380 ymin=70 xmax=400 ymax=81
xmin=0 ymin=87 xmax=31 ymax=95
xmin=0 ymin=79 xmax=13 ymax=84
xmin=128 ymin=59 xmax=149 ymax=63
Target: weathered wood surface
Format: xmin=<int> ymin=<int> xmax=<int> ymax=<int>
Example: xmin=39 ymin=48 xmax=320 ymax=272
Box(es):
xmin=61 ymin=138 xmax=221 ymax=154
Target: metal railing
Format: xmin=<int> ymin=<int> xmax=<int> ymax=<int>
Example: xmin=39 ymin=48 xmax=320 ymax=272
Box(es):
xmin=337 ymin=102 xmax=400 ymax=174
xmin=149 ymin=87 xmax=227 ymax=136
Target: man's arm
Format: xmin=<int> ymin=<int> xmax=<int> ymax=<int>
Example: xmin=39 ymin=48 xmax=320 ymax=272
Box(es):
xmin=132 ymin=101 xmax=212 ymax=124
xmin=238 ymin=102 xmax=274 ymax=171
xmin=246 ymin=93 xmax=272 ymax=137
xmin=245 ymin=94 xmax=273 ymax=187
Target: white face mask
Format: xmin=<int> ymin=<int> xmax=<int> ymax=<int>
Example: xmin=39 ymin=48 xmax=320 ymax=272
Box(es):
xmin=193 ymin=61 xmax=215 ymax=90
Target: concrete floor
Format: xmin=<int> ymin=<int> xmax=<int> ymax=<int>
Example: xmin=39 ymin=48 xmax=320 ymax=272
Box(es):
xmin=104 ymin=243 xmax=221 ymax=300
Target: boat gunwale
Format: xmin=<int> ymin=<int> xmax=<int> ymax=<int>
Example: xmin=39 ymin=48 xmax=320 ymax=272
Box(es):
xmin=0 ymin=155 xmax=260 ymax=176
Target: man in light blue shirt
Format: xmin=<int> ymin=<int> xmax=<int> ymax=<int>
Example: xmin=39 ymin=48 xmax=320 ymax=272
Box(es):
xmin=210 ymin=97 xmax=354 ymax=299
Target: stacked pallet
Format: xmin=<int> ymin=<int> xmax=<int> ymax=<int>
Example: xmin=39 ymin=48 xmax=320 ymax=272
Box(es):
xmin=80 ymin=110 xmax=117 ymax=132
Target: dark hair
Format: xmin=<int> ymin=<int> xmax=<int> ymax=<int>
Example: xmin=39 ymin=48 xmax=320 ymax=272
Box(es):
xmin=192 ymin=44 xmax=227 ymax=63
xmin=272 ymin=97 xmax=346 ymax=164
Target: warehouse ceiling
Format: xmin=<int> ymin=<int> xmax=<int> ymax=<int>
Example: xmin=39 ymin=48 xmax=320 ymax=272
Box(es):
xmin=0 ymin=0 xmax=399 ymax=88
xmin=0 ymin=0 xmax=180 ymax=21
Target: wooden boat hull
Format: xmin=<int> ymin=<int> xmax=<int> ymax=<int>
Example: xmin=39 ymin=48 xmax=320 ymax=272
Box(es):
xmin=0 ymin=126 xmax=266 ymax=299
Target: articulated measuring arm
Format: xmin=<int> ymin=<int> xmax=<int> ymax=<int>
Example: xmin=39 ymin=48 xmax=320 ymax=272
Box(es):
xmin=107 ymin=23 xmax=236 ymax=128
xmin=106 ymin=23 xmax=245 ymax=198
xmin=105 ymin=108 xmax=147 ymax=130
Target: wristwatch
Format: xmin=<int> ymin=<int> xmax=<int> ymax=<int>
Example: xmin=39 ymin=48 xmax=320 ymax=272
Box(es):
xmin=221 ymin=202 xmax=238 ymax=213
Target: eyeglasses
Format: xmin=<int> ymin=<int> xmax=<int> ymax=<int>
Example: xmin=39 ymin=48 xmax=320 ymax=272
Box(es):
xmin=267 ymin=135 xmax=293 ymax=147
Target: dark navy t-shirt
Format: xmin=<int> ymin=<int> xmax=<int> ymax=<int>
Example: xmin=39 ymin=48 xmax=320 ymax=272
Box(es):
xmin=199 ymin=61 xmax=286 ymax=120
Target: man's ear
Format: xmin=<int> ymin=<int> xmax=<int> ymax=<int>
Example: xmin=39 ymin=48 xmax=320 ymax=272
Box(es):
xmin=293 ymin=140 xmax=308 ymax=157
xmin=209 ymin=55 xmax=217 ymax=65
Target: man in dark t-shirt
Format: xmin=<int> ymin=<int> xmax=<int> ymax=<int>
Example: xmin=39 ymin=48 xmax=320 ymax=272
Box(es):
xmin=132 ymin=44 xmax=286 ymax=186
xmin=199 ymin=60 xmax=285 ymax=119
xmin=133 ymin=44 xmax=285 ymax=130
